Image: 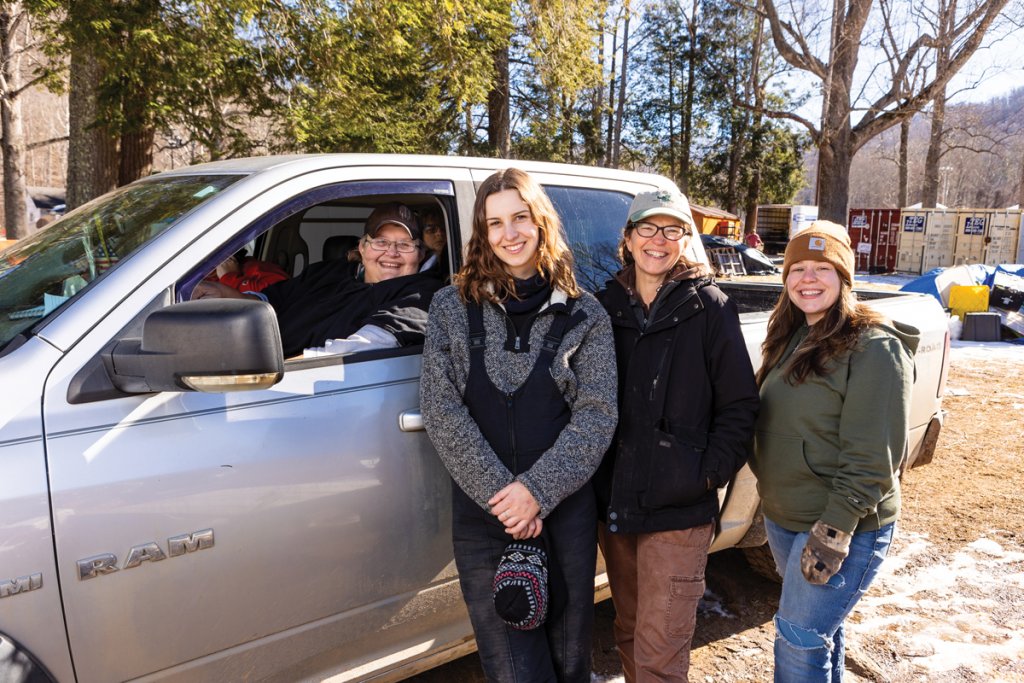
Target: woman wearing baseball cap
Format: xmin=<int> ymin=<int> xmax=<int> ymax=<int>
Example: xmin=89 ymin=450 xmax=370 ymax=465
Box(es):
xmin=750 ymin=220 xmax=919 ymax=681
xmin=594 ymin=189 xmax=759 ymax=681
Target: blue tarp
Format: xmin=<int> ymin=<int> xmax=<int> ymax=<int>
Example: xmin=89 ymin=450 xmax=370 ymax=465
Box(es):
xmin=903 ymin=264 xmax=1024 ymax=340
xmin=899 ymin=264 xmax=999 ymax=304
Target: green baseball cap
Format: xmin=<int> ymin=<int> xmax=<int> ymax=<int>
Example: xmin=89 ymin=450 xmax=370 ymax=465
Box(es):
xmin=628 ymin=189 xmax=695 ymax=228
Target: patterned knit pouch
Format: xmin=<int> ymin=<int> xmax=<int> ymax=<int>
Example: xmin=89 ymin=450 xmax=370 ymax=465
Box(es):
xmin=492 ymin=538 xmax=549 ymax=631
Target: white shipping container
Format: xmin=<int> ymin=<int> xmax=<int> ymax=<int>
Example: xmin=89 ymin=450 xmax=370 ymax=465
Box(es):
xmin=953 ymin=209 xmax=994 ymax=266
xmin=896 ymin=208 xmax=956 ymax=274
xmin=986 ymin=209 xmax=1021 ymax=265
xmin=789 ymin=205 xmax=819 ymax=237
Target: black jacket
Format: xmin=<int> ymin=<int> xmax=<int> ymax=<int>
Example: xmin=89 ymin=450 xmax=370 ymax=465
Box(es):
xmin=595 ymin=272 xmax=759 ymax=534
xmin=263 ymin=260 xmax=442 ymax=357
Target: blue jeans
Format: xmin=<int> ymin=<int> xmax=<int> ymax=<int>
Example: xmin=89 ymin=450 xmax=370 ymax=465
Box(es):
xmin=765 ymin=518 xmax=894 ymax=683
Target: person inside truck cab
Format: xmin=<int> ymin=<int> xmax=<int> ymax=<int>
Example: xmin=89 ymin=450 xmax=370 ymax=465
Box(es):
xmin=594 ymin=188 xmax=759 ymax=682
xmin=191 ymin=202 xmax=442 ymax=358
xmin=417 ymin=204 xmax=451 ymax=281
xmin=205 ymin=248 xmax=289 ymax=293
xmin=750 ymin=220 xmax=917 ymax=682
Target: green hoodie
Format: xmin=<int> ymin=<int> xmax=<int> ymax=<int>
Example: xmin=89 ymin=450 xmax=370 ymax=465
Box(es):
xmin=750 ymin=320 xmax=919 ymax=534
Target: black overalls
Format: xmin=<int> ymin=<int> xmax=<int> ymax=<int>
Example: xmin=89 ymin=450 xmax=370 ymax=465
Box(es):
xmin=451 ymin=299 xmax=597 ymax=683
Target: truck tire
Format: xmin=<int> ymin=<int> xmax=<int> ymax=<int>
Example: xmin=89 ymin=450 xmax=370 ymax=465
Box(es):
xmin=0 ymin=634 xmax=56 ymax=683
xmin=742 ymin=543 xmax=782 ymax=583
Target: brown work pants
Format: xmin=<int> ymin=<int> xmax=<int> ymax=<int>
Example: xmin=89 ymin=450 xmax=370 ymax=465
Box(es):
xmin=598 ymin=522 xmax=715 ymax=683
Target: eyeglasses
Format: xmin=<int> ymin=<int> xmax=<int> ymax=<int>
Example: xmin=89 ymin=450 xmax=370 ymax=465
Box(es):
xmin=631 ymin=221 xmax=690 ymax=241
xmin=365 ymin=237 xmax=420 ymax=253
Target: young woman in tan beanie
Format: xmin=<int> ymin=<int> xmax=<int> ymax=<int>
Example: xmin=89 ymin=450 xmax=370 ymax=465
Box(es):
xmin=749 ymin=220 xmax=919 ymax=681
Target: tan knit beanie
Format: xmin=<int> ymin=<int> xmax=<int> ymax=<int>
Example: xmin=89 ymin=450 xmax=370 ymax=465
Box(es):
xmin=782 ymin=220 xmax=855 ymax=285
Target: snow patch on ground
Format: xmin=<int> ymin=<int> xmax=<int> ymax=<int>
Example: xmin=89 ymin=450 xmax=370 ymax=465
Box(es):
xmin=698 ymin=588 xmax=734 ymax=619
xmin=850 ymin=531 xmax=1024 ymax=678
xmin=950 ymin=340 xmax=1024 ymax=362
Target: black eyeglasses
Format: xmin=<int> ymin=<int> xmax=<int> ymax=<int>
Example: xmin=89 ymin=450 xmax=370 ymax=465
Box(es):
xmin=631 ymin=221 xmax=690 ymax=241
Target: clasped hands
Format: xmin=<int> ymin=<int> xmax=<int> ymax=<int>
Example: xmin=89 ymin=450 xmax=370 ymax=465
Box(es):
xmin=488 ymin=481 xmax=542 ymax=540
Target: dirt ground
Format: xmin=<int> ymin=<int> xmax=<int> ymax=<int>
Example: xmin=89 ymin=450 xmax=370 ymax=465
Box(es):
xmin=682 ymin=349 xmax=1024 ymax=682
xmin=412 ymin=347 xmax=1024 ymax=683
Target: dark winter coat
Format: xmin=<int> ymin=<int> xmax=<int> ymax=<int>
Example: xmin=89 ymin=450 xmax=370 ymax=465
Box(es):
xmin=262 ymin=260 xmax=442 ymax=357
xmin=595 ymin=269 xmax=760 ymax=535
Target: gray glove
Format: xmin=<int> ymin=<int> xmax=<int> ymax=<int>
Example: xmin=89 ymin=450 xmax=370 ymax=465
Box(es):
xmin=800 ymin=521 xmax=852 ymax=585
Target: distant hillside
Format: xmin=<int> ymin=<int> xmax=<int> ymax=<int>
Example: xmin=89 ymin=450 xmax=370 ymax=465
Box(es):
xmin=796 ymin=88 xmax=1024 ymax=209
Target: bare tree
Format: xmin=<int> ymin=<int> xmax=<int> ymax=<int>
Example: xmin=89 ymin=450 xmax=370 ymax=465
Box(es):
xmin=0 ymin=2 xmax=49 ymax=239
xmin=758 ymin=0 xmax=1010 ymax=222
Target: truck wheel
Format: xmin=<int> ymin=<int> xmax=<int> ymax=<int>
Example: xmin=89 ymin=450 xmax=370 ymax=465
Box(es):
xmin=742 ymin=543 xmax=782 ymax=583
xmin=0 ymin=634 xmax=56 ymax=683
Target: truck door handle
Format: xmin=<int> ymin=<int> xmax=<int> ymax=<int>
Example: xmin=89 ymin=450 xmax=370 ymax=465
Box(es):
xmin=399 ymin=410 xmax=424 ymax=432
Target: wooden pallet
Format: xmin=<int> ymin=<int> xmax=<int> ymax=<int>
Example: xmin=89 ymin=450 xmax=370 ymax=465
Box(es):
xmin=708 ymin=247 xmax=746 ymax=276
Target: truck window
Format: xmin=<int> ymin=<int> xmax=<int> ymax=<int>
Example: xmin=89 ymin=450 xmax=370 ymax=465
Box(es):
xmin=179 ymin=181 xmax=456 ymax=364
xmin=0 ymin=174 xmax=243 ymax=354
xmin=543 ymin=186 xmax=632 ymax=292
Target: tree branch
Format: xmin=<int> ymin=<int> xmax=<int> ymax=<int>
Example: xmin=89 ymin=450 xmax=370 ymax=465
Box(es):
xmin=758 ymin=0 xmax=827 ymax=79
xmin=27 ymin=135 xmax=69 ymax=151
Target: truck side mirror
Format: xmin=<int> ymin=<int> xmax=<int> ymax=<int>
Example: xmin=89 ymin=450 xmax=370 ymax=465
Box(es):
xmin=107 ymin=299 xmax=284 ymax=394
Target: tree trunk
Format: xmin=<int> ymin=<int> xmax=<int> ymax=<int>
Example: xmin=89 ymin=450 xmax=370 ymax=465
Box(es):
xmin=611 ymin=4 xmax=630 ymax=169
xmin=744 ymin=5 xmax=765 ymax=232
xmin=1019 ymin=153 xmax=1024 ymax=207
xmin=898 ymin=117 xmax=910 ymax=207
xmin=463 ymin=103 xmax=474 ymax=156
xmin=605 ymin=23 xmax=617 ymax=168
xmin=817 ymin=132 xmax=853 ymax=223
xmin=679 ymin=0 xmax=697 ymax=193
xmin=0 ymin=6 xmax=28 ymax=239
xmin=921 ymin=90 xmax=947 ymax=208
xmin=119 ymin=126 xmax=154 ymax=186
xmin=486 ymin=46 xmax=510 ymax=158
xmin=67 ymin=48 xmax=117 ymax=209
xmin=667 ymin=59 xmax=675 ymax=184
xmin=586 ymin=13 xmax=606 ymax=165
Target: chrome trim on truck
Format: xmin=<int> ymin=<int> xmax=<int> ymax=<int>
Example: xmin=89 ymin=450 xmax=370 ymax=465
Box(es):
xmin=77 ymin=529 xmax=215 ymax=579
xmin=0 ymin=573 xmax=42 ymax=598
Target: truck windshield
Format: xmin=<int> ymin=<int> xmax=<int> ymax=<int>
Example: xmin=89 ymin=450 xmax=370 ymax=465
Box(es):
xmin=0 ymin=174 xmax=243 ymax=351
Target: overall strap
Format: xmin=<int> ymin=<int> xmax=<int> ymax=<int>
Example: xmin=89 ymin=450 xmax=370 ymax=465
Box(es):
xmin=467 ymin=300 xmax=487 ymax=356
xmin=538 ymin=298 xmax=581 ymax=361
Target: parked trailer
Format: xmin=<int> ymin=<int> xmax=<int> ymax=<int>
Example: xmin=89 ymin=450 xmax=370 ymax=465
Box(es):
xmin=848 ymin=208 xmax=900 ymax=273
xmin=755 ymin=204 xmax=817 ymax=253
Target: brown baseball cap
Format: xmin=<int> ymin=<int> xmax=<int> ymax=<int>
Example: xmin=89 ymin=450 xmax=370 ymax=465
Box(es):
xmin=364 ymin=202 xmax=423 ymax=240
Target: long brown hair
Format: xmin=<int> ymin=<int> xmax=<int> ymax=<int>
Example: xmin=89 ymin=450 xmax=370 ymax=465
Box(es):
xmin=756 ymin=280 xmax=885 ymax=386
xmin=456 ymin=168 xmax=581 ymax=304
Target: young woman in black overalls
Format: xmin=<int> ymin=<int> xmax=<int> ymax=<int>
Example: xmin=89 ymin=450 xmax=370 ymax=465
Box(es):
xmin=421 ymin=169 xmax=618 ymax=682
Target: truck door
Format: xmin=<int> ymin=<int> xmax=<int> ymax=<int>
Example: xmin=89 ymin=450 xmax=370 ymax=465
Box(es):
xmin=41 ymin=174 xmax=468 ymax=682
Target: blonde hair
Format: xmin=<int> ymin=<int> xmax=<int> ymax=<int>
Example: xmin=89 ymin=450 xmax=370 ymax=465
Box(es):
xmin=456 ymin=168 xmax=580 ymax=304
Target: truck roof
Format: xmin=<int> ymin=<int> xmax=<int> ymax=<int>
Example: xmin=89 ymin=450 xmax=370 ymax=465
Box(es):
xmin=155 ymin=153 xmax=674 ymax=187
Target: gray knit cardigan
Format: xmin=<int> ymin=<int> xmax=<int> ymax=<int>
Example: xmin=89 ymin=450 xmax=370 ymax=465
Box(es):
xmin=420 ymin=284 xmax=618 ymax=518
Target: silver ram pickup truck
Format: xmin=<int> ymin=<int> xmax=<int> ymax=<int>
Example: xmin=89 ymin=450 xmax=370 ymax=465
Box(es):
xmin=0 ymin=155 xmax=949 ymax=682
